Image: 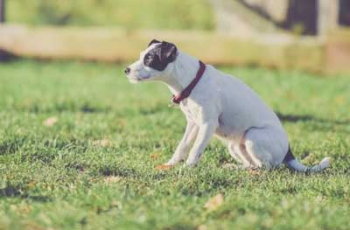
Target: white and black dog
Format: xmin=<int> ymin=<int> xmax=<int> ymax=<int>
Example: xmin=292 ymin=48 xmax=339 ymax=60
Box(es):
xmin=125 ymin=39 xmax=330 ymax=172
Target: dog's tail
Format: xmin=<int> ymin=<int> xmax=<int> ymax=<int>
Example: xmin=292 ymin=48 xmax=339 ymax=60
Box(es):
xmin=283 ymin=146 xmax=330 ymax=173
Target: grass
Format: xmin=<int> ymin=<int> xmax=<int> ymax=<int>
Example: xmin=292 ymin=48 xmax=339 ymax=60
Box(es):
xmin=0 ymin=60 xmax=349 ymax=230
xmin=6 ymin=0 xmax=214 ymax=30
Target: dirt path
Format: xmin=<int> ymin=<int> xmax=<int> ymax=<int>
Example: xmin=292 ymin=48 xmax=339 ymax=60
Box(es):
xmin=208 ymin=0 xmax=280 ymax=36
xmin=209 ymin=0 xmax=256 ymax=36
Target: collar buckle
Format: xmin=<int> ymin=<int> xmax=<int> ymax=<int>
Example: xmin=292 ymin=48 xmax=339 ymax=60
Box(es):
xmin=169 ymin=97 xmax=179 ymax=108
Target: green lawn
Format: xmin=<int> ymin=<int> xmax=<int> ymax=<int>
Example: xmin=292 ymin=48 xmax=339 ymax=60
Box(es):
xmin=0 ymin=60 xmax=349 ymax=230
xmin=7 ymin=0 xmax=214 ymax=30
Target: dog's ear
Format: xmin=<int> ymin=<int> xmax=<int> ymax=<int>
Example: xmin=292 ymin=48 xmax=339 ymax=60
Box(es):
xmin=148 ymin=39 xmax=161 ymax=47
xmin=160 ymin=41 xmax=177 ymax=63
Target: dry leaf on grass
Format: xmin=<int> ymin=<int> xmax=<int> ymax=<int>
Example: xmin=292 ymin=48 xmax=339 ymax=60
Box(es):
xmin=93 ymin=139 xmax=110 ymax=147
xmin=197 ymin=225 xmax=208 ymax=230
xmin=103 ymin=176 xmax=122 ymax=184
xmin=248 ymin=169 xmax=262 ymax=176
xmin=222 ymin=163 xmax=237 ymax=169
xmin=118 ymin=119 xmax=126 ymax=128
xmin=150 ymin=152 xmax=161 ymax=160
xmin=204 ymin=193 xmax=224 ymax=211
xmin=43 ymin=117 xmax=57 ymax=127
xmin=154 ymin=164 xmax=174 ymax=171
xmin=10 ymin=203 xmax=32 ymax=214
xmin=28 ymin=181 xmax=36 ymax=189
xmin=335 ymin=96 xmax=345 ymax=105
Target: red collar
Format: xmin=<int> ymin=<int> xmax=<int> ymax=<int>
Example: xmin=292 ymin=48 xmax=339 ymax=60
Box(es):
xmin=172 ymin=61 xmax=206 ymax=104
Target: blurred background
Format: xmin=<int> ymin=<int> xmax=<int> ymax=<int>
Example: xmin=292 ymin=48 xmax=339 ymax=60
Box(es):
xmin=1 ymin=2 xmax=350 ymax=229
xmin=0 ymin=0 xmax=350 ymax=73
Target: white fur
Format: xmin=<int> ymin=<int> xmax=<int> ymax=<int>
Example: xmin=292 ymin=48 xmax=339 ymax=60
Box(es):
xmin=126 ymin=45 xmax=330 ymax=172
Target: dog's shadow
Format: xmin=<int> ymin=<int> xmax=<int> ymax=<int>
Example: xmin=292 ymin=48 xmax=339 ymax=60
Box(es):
xmin=0 ymin=185 xmax=52 ymax=202
xmin=276 ymin=112 xmax=350 ymax=135
xmin=276 ymin=112 xmax=350 ymax=125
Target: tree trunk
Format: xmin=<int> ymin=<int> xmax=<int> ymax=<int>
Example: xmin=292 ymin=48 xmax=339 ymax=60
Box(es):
xmin=0 ymin=0 xmax=5 ymax=23
xmin=317 ymin=0 xmax=339 ymax=36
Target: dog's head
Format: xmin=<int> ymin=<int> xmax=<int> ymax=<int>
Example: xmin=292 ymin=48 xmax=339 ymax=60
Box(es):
xmin=125 ymin=39 xmax=178 ymax=83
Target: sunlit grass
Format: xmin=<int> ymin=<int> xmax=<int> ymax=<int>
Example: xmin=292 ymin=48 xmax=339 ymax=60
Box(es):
xmin=7 ymin=0 xmax=214 ymax=30
xmin=0 ymin=60 xmax=349 ymax=229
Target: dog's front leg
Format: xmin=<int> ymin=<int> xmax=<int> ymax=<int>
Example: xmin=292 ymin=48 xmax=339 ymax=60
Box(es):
xmin=166 ymin=119 xmax=198 ymax=166
xmin=186 ymin=120 xmax=218 ymax=167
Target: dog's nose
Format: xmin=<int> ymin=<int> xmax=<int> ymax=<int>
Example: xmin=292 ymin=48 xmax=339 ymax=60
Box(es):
xmin=125 ymin=67 xmax=131 ymax=75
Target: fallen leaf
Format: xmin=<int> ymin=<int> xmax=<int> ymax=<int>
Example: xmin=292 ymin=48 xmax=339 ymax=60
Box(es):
xmin=28 ymin=181 xmax=36 ymax=189
xmin=197 ymin=225 xmax=207 ymax=230
xmin=103 ymin=176 xmax=122 ymax=184
xmin=154 ymin=164 xmax=174 ymax=171
xmin=110 ymin=200 xmax=122 ymax=209
xmin=43 ymin=117 xmax=57 ymax=127
xmin=248 ymin=168 xmax=262 ymax=176
xmin=22 ymin=221 xmax=46 ymax=230
xmin=150 ymin=152 xmax=161 ymax=160
xmin=286 ymin=91 xmax=295 ymax=100
xmin=118 ymin=119 xmax=126 ymax=127
xmin=222 ymin=163 xmax=237 ymax=169
xmin=13 ymin=203 xmax=32 ymax=215
xmin=335 ymin=96 xmax=345 ymax=105
xmin=93 ymin=139 xmax=110 ymax=147
xmin=204 ymin=193 xmax=224 ymax=211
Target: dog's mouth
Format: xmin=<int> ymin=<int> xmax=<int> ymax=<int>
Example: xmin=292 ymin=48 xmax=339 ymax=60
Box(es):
xmin=140 ymin=75 xmax=151 ymax=80
xmin=127 ymin=75 xmax=151 ymax=83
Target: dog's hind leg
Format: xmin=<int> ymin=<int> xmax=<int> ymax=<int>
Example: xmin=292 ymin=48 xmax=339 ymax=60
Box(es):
xmin=228 ymin=142 xmax=250 ymax=167
xmin=243 ymin=127 xmax=289 ymax=169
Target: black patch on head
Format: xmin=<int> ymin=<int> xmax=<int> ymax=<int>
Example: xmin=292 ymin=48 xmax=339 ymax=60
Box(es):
xmin=144 ymin=40 xmax=177 ymax=71
xmin=148 ymin=39 xmax=161 ymax=47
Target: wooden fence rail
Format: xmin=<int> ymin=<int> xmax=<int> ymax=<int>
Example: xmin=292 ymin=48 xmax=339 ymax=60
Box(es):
xmin=1 ymin=24 xmax=350 ymax=74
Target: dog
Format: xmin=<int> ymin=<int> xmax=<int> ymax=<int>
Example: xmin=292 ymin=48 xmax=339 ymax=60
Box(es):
xmin=125 ymin=39 xmax=330 ymax=172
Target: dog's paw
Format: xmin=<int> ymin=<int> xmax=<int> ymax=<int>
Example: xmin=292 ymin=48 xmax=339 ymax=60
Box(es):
xmin=185 ymin=161 xmax=197 ymax=168
xmin=222 ymin=163 xmax=237 ymax=169
xmin=154 ymin=164 xmax=174 ymax=171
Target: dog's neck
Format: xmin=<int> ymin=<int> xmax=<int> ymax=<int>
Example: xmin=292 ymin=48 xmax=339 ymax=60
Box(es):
xmin=161 ymin=52 xmax=200 ymax=96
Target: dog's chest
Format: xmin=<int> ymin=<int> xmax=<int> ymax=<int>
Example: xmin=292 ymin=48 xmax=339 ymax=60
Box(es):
xmin=179 ymin=100 xmax=201 ymax=122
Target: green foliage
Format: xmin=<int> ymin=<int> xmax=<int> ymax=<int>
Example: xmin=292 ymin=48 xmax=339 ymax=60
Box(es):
xmin=0 ymin=60 xmax=349 ymax=229
xmin=7 ymin=0 xmax=214 ymax=30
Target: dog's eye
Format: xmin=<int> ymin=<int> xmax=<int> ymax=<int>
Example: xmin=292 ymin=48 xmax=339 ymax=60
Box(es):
xmin=144 ymin=54 xmax=154 ymax=65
